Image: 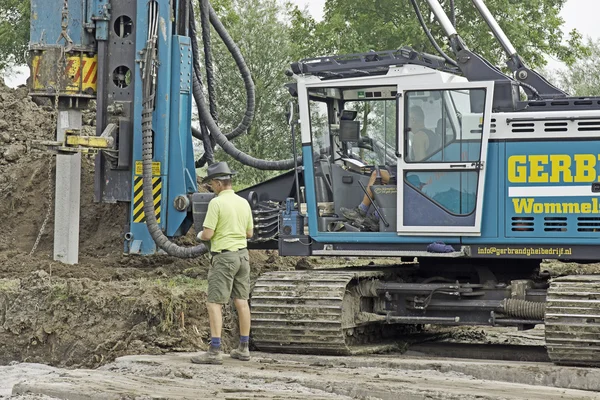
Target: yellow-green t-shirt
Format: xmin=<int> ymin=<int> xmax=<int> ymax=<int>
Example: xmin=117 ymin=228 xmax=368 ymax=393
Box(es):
xmin=203 ymin=189 xmax=253 ymax=253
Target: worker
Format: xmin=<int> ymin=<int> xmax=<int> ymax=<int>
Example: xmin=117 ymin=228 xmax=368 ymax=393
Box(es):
xmin=190 ymin=161 xmax=254 ymax=365
xmin=407 ymin=105 xmax=434 ymax=162
xmin=340 ymin=105 xmax=435 ymax=226
xmin=339 ymin=168 xmax=390 ymax=229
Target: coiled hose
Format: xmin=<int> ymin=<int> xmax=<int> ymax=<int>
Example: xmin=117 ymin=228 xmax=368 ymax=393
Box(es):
xmin=197 ymin=3 xmax=300 ymax=169
xmin=501 ymin=298 xmax=546 ymax=320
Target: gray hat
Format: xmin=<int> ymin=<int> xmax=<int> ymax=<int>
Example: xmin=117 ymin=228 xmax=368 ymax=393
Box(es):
xmin=202 ymin=161 xmax=236 ymax=183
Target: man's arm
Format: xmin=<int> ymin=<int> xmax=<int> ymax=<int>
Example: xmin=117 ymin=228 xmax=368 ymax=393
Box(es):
xmin=198 ymin=201 xmax=218 ymax=241
xmin=412 ymin=131 xmax=430 ymax=161
xmin=246 ymin=203 xmax=254 ymax=239
xmin=199 ymin=228 xmax=215 ymax=241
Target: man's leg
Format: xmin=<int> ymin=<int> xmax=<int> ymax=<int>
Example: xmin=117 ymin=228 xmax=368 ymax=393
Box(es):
xmin=207 ymin=302 xmax=223 ymax=338
xmin=361 ymin=169 xmax=390 ymax=207
xmin=191 ymin=254 xmax=235 ymax=365
xmin=233 ymin=298 xmax=250 ymax=336
xmin=191 ymin=299 xmax=225 ymax=364
xmin=342 ymin=170 xmax=391 ymax=221
xmin=231 ymin=251 xmax=251 ymax=361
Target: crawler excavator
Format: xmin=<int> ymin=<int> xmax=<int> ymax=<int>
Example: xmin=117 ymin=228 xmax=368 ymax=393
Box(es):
xmin=29 ymin=0 xmax=600 ymax=366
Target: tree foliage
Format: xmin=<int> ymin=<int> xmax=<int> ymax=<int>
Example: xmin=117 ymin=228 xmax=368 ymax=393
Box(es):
xmin=201 ymin=0 xmax=297 ymax=186
xmin=558 ymin=38 xmax=600 ymax=96
xmin=289 ymin=0 xmax=587 ymax=69
xmin=0 ymin=0 xmax=29 ymax=73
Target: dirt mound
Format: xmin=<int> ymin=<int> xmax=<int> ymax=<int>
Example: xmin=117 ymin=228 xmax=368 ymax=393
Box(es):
xmin=0 ymin=270 xmax=209 ymax=368
xmin=0 ymin=83 xmax=307 ymax=368
xmin=0 ymin=82 xmax=54 ymax=169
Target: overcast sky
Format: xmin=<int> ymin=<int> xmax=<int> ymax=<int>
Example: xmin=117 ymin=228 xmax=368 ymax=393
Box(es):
xmin=4 ymin=0 xmax=598 ymax=87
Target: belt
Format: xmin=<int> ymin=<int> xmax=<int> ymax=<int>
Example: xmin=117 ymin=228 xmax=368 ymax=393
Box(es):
xmin=210 ymin=248 xmax=246 ymax=256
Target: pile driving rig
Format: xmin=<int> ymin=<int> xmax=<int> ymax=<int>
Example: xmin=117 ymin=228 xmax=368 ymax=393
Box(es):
xmin=29 ymin=0 xmax=600 ymax=366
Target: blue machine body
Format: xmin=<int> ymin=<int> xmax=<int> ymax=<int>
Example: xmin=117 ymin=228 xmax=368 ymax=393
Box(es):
xmin=280 ymin=198 xmax=304 ymax=236
xmin=30 ymin=0 xmax=600 ymax=260
xmin=288 ymin=71 xmax=600 ymax=260
xmin=303 ymin=142 xmax=600 ymax=248
xmin=30 ymin=1 xmax=90 ymax=48
xmin=127 ymin=0 xmax=197 ymax=254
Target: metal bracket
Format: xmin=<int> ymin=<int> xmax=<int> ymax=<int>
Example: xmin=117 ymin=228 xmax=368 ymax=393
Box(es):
xmin=34 ymin=123 xmax=116 ymax=155
xmin=471 ymin=161 xmax=484 ymax=170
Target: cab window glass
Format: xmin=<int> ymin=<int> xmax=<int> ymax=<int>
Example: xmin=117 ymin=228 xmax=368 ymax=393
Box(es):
xmin=343 ymin=99 xmax=397 ymax=166
xmin=404 ymin=89 xmax=486 ymax=163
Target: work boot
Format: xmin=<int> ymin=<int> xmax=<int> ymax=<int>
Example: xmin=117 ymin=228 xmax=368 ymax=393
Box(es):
xmin=190 ymin=345 xmax=223 ymax=365
xmin=230 ymin=342 xmax=250 ymax=361
xmin=340 ymin=206 xmax=366 ymax=222
xmin=362 ymin=215 xmax=380 ymax=232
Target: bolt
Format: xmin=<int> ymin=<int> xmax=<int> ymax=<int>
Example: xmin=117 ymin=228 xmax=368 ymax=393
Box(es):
xmin=173 ymin=195 xmax=190 ymax=211
xmin=517 ymin=70 xmax=528 ymax=80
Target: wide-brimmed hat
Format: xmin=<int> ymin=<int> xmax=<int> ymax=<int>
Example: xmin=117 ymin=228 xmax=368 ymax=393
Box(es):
xmin=202 ymin=161 xmax=236 ymax=183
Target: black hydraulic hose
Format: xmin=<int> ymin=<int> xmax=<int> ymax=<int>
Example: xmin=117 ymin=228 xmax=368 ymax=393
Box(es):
xmin=196 ymin=81 xmax=298 ymax=169
xmin=193 ymin=72 xmax=215 ymax=166
xmin=206 ymin=3 xmax=255 ymax=141
xmin=449 ymin=0 xmax=456 ymax=28
xmin=189 ymin=5 xmax=214 ymax=166
xmin=188 ymin=2 xmax=300 ymax=169
xmin=410 ymin=0 xmax=459 ymax=68
xmin=200 ymin=0 xmax=219 ymax=123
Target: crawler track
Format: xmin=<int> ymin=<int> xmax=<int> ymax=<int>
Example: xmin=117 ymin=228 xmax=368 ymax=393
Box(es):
xmin=406 ymin=342 xmax=550 ymax=362
xmin=251 ymin=270 xmax=403 ymax=355
xmin=545 ymin=275 xmax=600 ymax=366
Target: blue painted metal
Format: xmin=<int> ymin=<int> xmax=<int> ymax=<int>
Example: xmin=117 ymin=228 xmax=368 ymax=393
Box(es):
xmin=127 ymin=0 xmax=197 ymax=254
xmin=128 ymin=0 xmax=153 ymax=255
xmin=305 ymin=139 xmax=600 ymax=246
xmin=166 ymin=35 xmax=196 ymax=237
xmin=87 ymin=0 xmax=110 ymax=40
xmin=31 ymin=0 xmax=93 ymax=48
xmin=302 ymin=145 xmax=319 ymax=238
xmin=467 ymin=140 xmax=600 ymax=245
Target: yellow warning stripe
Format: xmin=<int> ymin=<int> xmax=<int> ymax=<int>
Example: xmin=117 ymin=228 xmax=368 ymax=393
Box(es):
xmin=133 ymin=177 xmax=161 ymax=223
xmin=31 ymin=53 xmax=98 ymax=94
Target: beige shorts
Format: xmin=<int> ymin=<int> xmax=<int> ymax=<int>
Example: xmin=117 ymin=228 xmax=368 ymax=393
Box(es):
xmin=207 ymin=249 xmax=250 ymax=304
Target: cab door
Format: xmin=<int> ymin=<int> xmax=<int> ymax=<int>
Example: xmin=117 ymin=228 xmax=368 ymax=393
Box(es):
xmin=396 ymin=82 xmax=494 ymax=235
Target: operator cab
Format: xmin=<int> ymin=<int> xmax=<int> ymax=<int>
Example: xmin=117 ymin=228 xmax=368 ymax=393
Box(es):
xmin=297 ymin=66 xmax=494 ymax=239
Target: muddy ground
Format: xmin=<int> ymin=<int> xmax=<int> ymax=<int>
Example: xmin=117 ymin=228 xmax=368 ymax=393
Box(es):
xmin=1 ymin=81 xmax=600 ymax=398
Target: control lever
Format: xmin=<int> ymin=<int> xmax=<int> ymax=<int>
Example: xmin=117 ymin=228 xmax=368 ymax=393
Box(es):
xmin=358 ymin=180 xmax=390 ymax=228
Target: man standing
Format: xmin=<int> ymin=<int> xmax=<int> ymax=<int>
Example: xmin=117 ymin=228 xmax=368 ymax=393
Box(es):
xmin=191 ymin=161 xmax=254 ymax=365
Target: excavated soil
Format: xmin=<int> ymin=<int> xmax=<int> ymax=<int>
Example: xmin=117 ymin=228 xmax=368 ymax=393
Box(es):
xmin=0 ymin=81 xmax=302 ymax=368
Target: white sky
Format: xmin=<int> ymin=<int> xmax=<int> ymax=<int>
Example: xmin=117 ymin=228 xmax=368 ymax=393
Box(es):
xmin=4 ymin=0 xmax=598 ymax=87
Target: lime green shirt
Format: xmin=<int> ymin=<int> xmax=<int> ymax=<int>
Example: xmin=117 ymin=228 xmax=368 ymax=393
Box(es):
xmin=203 ymin=189 xmax=253 ymax=253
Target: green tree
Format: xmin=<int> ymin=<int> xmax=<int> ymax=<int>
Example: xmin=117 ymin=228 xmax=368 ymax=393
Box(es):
xmin=558 ymin=38 xmax=600 ymax=96
xmin=203 ymin=0 xmax=297 ymax=186
xmin=0 ymin=0 xmax=29 ymax=73
xmin=290 ymin=0 xmax=587 ymax=69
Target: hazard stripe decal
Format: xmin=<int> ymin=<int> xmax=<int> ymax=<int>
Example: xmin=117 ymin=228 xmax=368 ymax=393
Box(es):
xmin=133 ymin=177 xmax=162 ymax=223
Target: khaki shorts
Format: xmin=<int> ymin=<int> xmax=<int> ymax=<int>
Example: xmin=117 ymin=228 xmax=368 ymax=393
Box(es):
xmin=207 ymin=249 xmax=250 ymax=304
